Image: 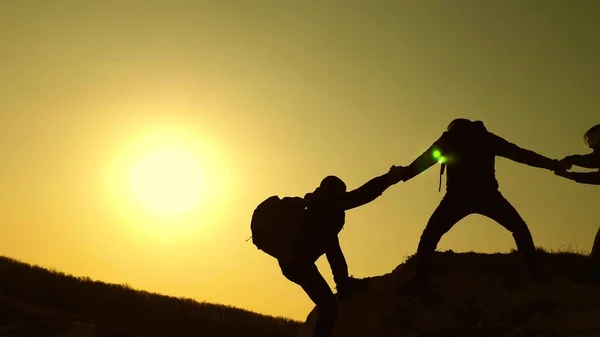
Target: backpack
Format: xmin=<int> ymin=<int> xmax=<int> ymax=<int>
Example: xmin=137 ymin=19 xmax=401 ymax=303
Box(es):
xmin=249 ymin=195 xmax=308 ymax=262
xmin=437 ymin=120 xmax=490 ymax=192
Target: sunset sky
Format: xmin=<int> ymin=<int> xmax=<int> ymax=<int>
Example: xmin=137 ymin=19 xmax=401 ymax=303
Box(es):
xmin=1 ymin=1 xmax=598 ymax=320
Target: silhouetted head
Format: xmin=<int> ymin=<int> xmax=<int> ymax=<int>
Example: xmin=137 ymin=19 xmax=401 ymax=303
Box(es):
xmin=447 ymin=118 xmax=487 ymax=133
xmin=446 ymin=118 xmax=488 ymax=142
xmin=447 ymin=118 xmax=471 ymax=131
xmin=304 ymin=175 xmax=347 ymax=202
xmin=319 ymin=176 xmax=347 ymax=197
xmin=584 ymin=124 xmax=600 ymax=151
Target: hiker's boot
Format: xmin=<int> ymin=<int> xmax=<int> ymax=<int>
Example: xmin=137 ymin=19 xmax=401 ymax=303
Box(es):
xmin=336 ymin=276 xmax=370 ymax=301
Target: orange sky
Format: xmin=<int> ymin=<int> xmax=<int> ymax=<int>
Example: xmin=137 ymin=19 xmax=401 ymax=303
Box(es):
xmin=1 ymin=1 xmax=598 ymax=320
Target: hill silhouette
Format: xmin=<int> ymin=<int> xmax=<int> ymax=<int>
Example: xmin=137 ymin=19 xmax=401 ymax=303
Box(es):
xmin=0 ymin=256 xmax=301 ymax=337
xmin=298 ymin=249 xmax=600 ymax=337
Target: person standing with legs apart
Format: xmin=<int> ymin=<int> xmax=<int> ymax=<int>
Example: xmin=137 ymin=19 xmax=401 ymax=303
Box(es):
xmin=250 ymin=166 xmax=405 ymax=337
xmin=395 ymin=118 xmax=570 ymax=285
xmin=555 ymin=124 xmax=600 ymax=284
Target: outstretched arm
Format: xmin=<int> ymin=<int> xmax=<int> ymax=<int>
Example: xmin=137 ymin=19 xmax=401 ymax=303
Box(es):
xmin=341 ymin=169 xmax=401 ymax=211
xmin=400 ymin=133 xmax=448 ymax=182
xmin=561 ymin=153 xmax=600 ymax=169
xmin=555 ymin=170 xmax=600 ymax=185
xmin=490 ymin=133 xmax=560 ymax=171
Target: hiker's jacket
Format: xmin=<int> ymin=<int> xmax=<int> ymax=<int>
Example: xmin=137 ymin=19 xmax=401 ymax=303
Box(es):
xmin=297 ymin=174 xmax=393 ymax=259
xmin=402 ymin=130 xmax=558 ymax=194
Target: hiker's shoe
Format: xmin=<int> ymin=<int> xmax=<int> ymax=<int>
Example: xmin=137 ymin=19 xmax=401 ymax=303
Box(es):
xmin=336 ymin=276 xmax=370 ymax=300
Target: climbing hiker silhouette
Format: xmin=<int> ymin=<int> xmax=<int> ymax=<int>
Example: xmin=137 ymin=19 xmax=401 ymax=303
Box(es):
xmin=555 ymin=124 xmax=600 ymax=284
xmin=396 ymin=118 xmax=571 ymax=284
xmin=250 ymin=166 xmax=406 ymax=337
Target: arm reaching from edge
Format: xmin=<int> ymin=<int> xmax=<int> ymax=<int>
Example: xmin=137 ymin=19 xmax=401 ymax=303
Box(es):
xmin=555 ymin=170 xmax=600 ymax=185
xmin=341 ymin=167 xmax=405 ymax=211
xmin=489 ymin=132 xmax=563 ymax=171
xmin=399 ymin=133 xmax=448 ymax=183
xmin=561 ymin=153 xmax=600 ymax=169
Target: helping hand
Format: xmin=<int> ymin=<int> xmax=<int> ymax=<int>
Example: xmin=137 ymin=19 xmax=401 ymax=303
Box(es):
xmin=556 ymin=159 xmax=572 ymax=172
xmin=387 ymin=165 xmax=407 ymax=185
xmin=553 ymin=169 xmax=571 ymax=179
xmin=553 ymin=161 xmax=572 ymax=178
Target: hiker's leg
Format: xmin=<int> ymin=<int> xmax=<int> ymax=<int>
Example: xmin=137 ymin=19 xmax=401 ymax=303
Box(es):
xmin=281 ymin=263 xmax=338 ymax=337
xmin=415 ymin=195 xmax=470 ymax=280
xmin=325 ymin=236 xmax=349 ymax=285
xmin=589 ymin=227 xmax=600 ymax=267
xmin=478 ymin=193 xmax=537 ymax=271
xmin=581 ymin=226 xmax=600 ymax=280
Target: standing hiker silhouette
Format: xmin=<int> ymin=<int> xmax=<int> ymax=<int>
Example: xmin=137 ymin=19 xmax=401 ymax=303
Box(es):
xmin=396 ymin=118 xmax=570 ymax=284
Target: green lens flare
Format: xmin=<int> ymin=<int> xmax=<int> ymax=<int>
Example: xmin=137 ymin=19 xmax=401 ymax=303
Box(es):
xmin=432 ymin=149 xmax=446 ymax=163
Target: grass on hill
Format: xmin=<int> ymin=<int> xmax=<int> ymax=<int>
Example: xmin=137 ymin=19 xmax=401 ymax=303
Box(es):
xmin=299 ymin=248 xmax=600 ymax=337
xmin=0 ymin=256 xmax=302 ymax=337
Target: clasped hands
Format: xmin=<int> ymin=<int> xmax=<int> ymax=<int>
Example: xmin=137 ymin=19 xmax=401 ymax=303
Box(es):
xmin=554 ymin=157 xmax=574 ymax=178
xmin=386 ymin=165 xmax=408 ymax=185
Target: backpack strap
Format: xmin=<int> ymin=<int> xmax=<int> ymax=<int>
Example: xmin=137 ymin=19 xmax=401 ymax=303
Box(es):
xmin=438 ymin=162 xmax=446 ymax=192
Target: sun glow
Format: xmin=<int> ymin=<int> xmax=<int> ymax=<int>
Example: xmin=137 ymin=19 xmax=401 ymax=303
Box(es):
xmin=130 ymin=147 xmax=205 ymax=216
xmin=104 ymin=125 xmax=235 ymax=242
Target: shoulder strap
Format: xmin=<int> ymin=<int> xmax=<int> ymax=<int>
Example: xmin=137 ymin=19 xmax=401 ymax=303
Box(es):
xmin=438 ymin=162 xmax=446 ymax=192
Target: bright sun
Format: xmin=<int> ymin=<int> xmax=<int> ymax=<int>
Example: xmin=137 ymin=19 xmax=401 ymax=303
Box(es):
xmin=129 ymin=147 xmax=205 ymax=216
